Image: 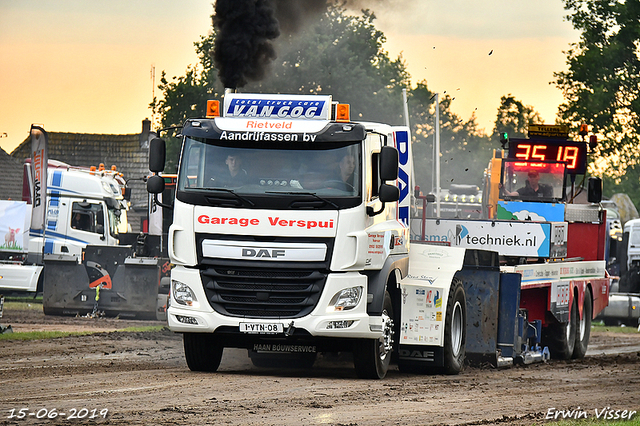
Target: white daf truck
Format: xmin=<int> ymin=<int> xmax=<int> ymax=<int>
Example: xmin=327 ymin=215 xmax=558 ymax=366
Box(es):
xmin=148 ymin=93 xmax=605 ymax=379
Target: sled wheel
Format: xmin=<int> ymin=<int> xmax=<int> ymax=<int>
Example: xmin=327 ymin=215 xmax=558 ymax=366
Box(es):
xmin=545 ymin=294 xmax=577 ymax=360
xmin=183 ymin=333 xmax=223 ymax=372
xmin=572 ymin=287 xmax=592 ymax=359
xmin=353 ymin=291 xmax=394 ymax=379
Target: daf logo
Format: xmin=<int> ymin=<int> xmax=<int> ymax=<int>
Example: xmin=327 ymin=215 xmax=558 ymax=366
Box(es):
xmin=242 ymin=248 xmax=286 ymax=258
xmin=398 ymin=349 xmax=435 ymax=361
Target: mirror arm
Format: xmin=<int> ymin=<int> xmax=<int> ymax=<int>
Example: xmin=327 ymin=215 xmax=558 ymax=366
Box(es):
xmin=154 ymin=193 xmax=174 ymax=210
xmin=367 ymin=201 xmax=386 ymax=217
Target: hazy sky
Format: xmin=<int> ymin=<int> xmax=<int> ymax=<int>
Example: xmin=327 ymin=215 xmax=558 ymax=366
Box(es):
xmin=0 ymin=0 xmax=579 ymax=154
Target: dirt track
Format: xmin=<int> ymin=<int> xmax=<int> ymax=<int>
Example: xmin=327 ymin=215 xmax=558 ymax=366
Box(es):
xmin=1 ymin=309 xmax=639 ymax=425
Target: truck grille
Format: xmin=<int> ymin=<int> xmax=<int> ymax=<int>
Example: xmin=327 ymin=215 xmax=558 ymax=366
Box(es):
xmin=201 ymin=267 xmax=327 ymax=318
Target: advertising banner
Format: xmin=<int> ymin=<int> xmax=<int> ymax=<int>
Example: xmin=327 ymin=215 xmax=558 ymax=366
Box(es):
xmin=0 ymin=201 xmax=29 ymax=252
xmin=29 ymin=125 xmax=48 ymax=240
xmin=422 ymin=218 xmax=552 ymax=257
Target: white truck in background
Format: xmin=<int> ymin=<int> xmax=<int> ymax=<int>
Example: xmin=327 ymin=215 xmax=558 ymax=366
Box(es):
xmin=598 ymin=218 xmax=640 ymax=326
xmin=0 ymin=161 xmax=130 ymax=293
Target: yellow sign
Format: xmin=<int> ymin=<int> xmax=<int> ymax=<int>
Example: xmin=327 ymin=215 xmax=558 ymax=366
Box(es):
xmin=528 ymin=124 xmax=569 ymax=138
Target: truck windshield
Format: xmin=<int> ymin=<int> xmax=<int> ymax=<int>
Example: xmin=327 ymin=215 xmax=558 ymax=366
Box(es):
xmin=501 ymin=160 xmax=566 ymax=202
xmin=177 ymin=137 xmax=361 ymax=199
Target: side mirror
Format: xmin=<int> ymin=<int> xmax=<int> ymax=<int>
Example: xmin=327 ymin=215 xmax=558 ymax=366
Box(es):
xmin=367 ymin=184 xmax=400 ymax=216
xmin=588 ymin=177 xmax=602 ymax=203
xmin=379 ymin=146 xmax=399 ymax=182
xmin=379 ymin=184 xmax=400 ymax=203
xmin=149 ymin=138 xmax=166 ymax=173
xmin=123 ymin=187 xmax=132 ymax=201
xmin=147 ymin=175 xmax=165 ymax=194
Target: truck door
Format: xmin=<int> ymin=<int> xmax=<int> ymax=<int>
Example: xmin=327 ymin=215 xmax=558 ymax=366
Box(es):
xmin=67 ymin=201 xmax=108 ymax=252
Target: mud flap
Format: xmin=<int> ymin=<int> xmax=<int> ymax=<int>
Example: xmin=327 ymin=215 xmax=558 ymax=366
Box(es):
xmin=97 ymin=257 xmax=160 ymax=320
xmin=42 ymin=254 xmax=93 ymax=316
xmin=455 ymin=266 xmax=500 ymax=365
xmin=43 ymin=246 xmax=164 ymax=320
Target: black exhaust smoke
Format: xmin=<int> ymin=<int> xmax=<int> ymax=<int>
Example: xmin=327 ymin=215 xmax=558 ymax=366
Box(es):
xmin=214 ymin=0 xmax=280 ymax=90
xmin=213 ymin=0 xmax=392 ymax=89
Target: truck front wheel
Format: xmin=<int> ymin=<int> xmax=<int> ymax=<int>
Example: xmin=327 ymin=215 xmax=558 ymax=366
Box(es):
xmin=353 ymin=290 xmax=394 ymax=379
xmin=572 ymin=287 xmax=592 ymax=359
xmin=183 ymin=333 xmax=223 ymax=372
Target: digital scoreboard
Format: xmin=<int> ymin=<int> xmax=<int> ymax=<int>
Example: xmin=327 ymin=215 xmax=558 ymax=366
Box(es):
xmin=507 ymin=138 xmax=588 ymax=175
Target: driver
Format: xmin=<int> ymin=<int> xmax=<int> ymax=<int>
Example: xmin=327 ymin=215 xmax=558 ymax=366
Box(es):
xmin=212 ymin=154 xmax=249 ymax=187
xmin=338 ymin=153 xmax=355 ymax=187
xmin=503 ymin=169 xmax=553 ymax=198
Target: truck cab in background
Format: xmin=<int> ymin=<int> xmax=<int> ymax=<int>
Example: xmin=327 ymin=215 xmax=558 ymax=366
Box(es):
xmin=0 ymin=161 xmax=130 ymax=293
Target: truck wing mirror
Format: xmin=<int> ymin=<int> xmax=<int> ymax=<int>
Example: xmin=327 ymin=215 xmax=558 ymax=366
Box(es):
xmin=379 ymin=183 xmax=400 ymax=202
xmin=149 ymin=138 xmax=166 ymax=173
xmin=147 ymin=175 xmax=165 ymax=194
xmin=96 ymin=224 xmax=105 ymax=240
xmin=379 ymin=146 xmax=399 ymax=182
xmin=147 ymin=175 xmax=173 ymax=210
xmin=367 ymin=184 xmax=400 ymax=216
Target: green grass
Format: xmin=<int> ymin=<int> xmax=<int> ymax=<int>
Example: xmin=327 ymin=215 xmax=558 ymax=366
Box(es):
xmin=2 ymin=300 xmax=43 ymax=311
xmin=592 ymin=321 xmax=640 ymax=334
xmin=0 ymin=325 xmax=167 ymax=341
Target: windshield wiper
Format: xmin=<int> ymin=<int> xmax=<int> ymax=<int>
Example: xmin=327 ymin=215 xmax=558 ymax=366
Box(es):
xmin=265 ymin=191 xmax=339 ymax=209
xmin=190 ymin=187 xmax=255 ymax=207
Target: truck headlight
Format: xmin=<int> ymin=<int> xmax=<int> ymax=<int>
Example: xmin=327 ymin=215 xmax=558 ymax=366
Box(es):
xmin=327 ymin=286 xmax=363 ymax=312
xmin=172 ymin=280 xmax=198 ymax=307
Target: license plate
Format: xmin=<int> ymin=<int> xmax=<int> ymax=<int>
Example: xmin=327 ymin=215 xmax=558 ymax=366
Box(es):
xmin=240 ymin=322 xmax=284 ymax=334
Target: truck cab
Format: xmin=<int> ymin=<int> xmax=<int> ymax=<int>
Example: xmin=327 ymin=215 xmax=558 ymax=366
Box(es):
xmin=28 ymin=165 xmax=129 ymax=259
xmin=149 ymin=93 xmax=411 ymax=378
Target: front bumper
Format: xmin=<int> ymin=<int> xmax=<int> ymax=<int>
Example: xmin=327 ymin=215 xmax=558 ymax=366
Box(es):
xmin=167 ymin=266 xmax=383 ymax=341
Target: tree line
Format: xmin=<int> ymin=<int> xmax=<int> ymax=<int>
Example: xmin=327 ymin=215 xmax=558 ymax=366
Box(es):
xmin=152 ymin=1 xmax=640 ymax=207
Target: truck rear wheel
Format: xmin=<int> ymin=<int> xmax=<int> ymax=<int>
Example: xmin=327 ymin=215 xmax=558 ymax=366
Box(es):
xmin=183 ymin=333 xmax=223 ymax=372
xmin=443 ymin=278 xmax=466 ymax=374
xmin=396 ymin=278 xmax=466 ymax=375
xmin=545 ymin=295 xmax=577 ymax=360
xmin=572 ymin=287 xmax=592 ymax=359
xmin=353 ymin=291 xmax=394 ymax=379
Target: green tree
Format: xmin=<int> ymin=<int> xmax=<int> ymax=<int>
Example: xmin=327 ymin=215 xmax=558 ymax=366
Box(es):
xmin=152 ymin=4 xmax=411 ymax=172
xmin=151 ymin=34 xmax=222 ymax=171
xmin=492 ymin=95 xmax=544 ymax=141
xmin=554 ymin=0 xmax=640 ymax=178
xmin=408 ymin=81 xmax=494 ymax=194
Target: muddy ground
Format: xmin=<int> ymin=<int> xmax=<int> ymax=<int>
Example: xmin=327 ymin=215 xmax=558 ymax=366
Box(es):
xmin=0 ymin=308 xmax=639 ymax=425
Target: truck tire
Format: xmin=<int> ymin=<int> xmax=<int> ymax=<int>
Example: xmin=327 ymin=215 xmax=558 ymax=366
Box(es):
xmin=183 ymin=333 xmax=223 ymax=372
xmin=545 ymin=295 xmax=577 ymax=360
xmin=396 ymin=278 xmax=466 ymax=375
xmin=443 ymin=278 xmax=466 ymax=375
xmin=353 ymin=290 xmax=394 ymax=379
xmin=572 ymin=287 xmax=592 ymax=359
